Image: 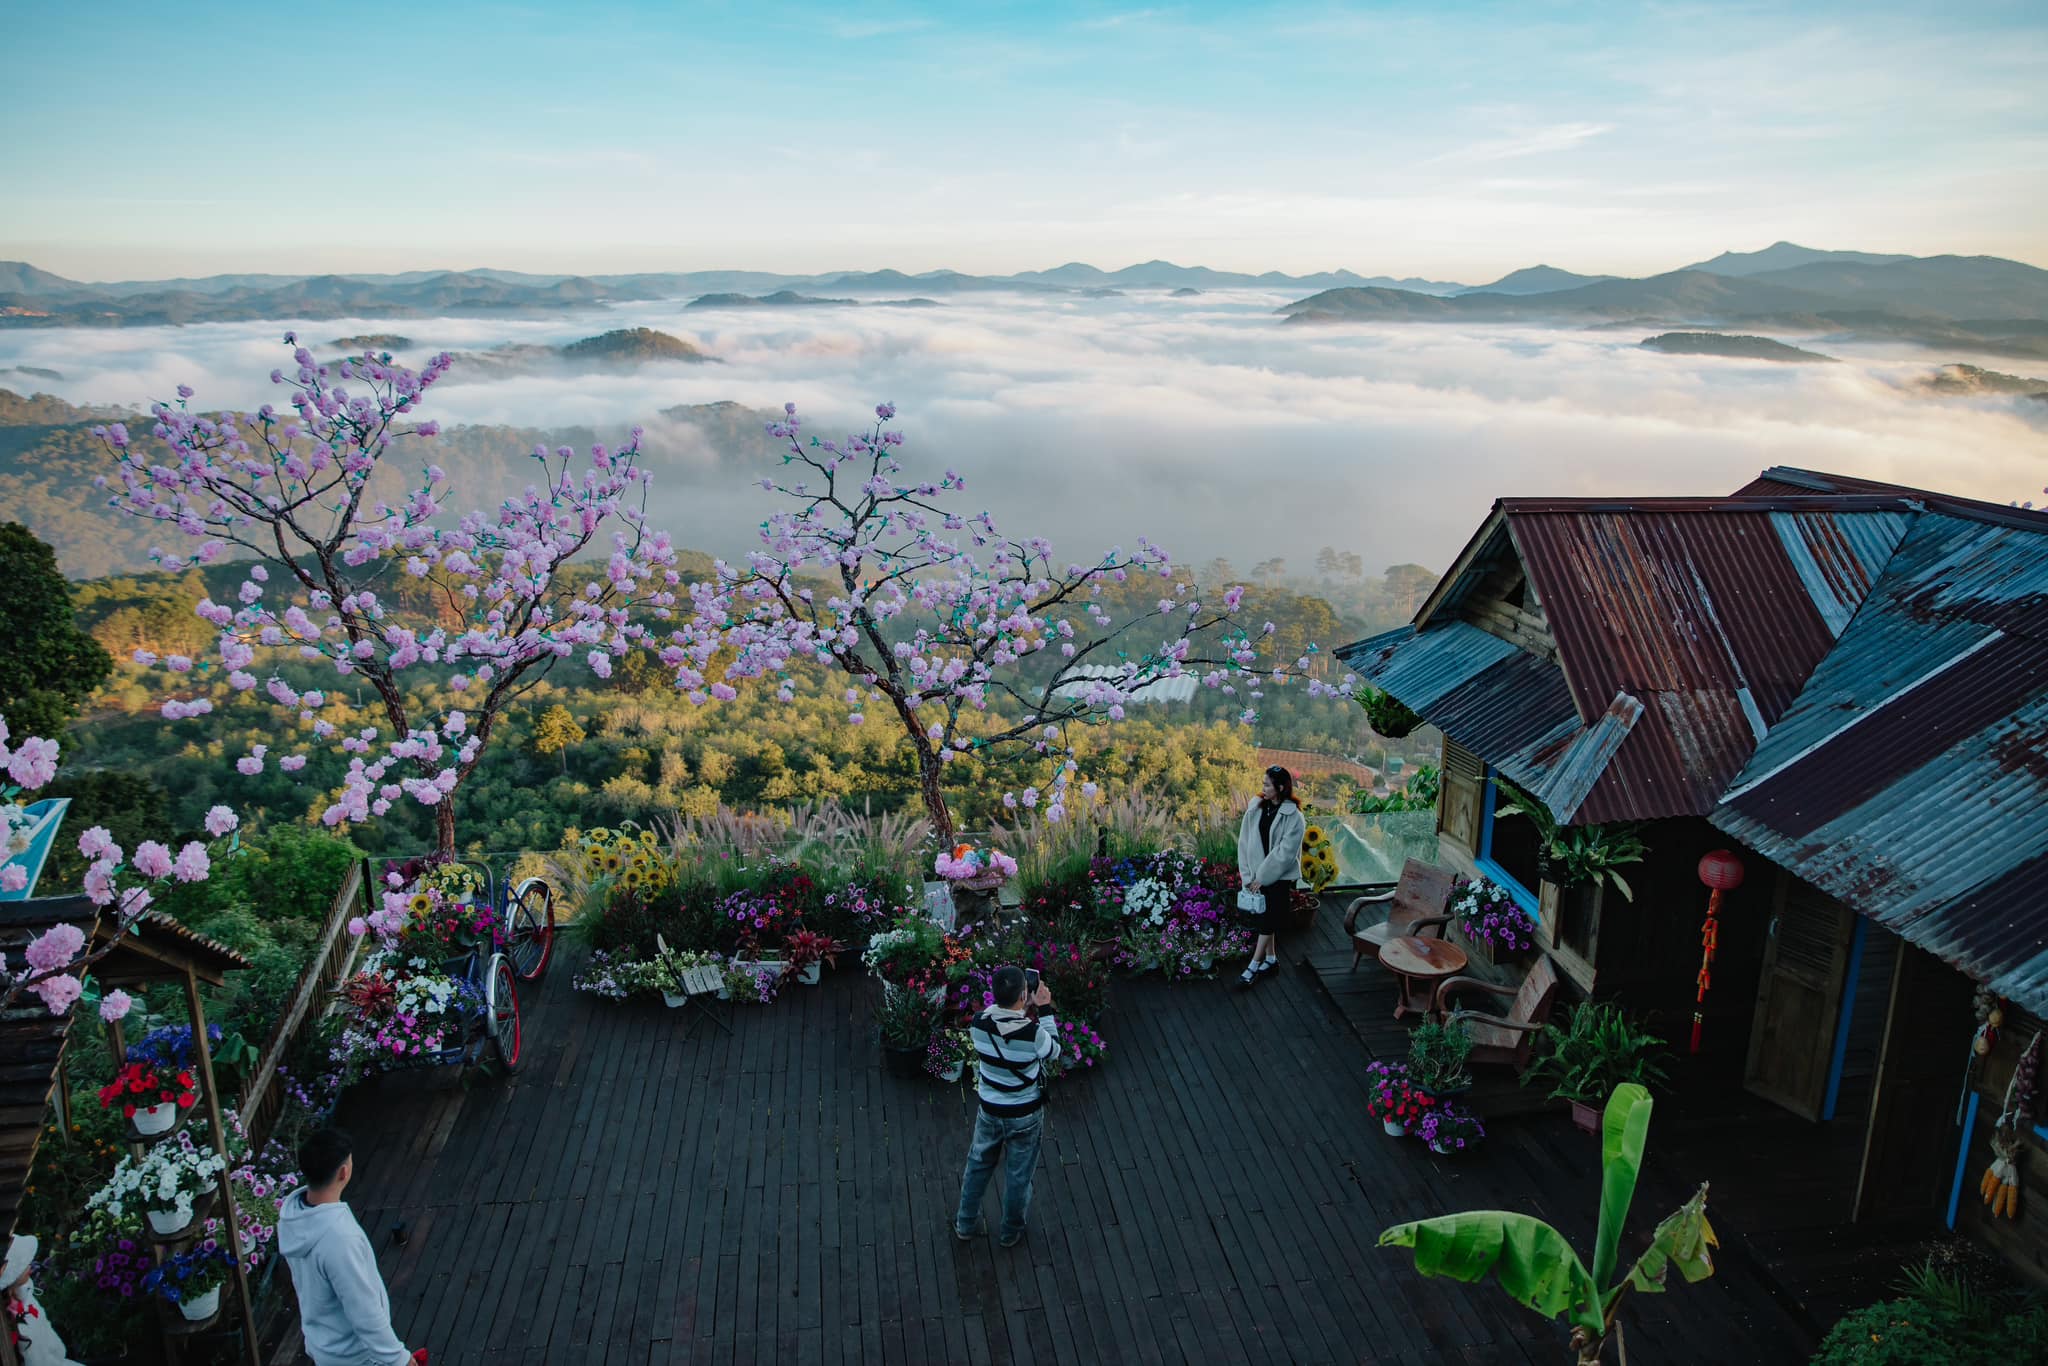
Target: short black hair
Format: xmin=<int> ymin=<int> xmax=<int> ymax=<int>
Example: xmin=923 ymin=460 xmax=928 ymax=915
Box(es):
xmin=299 ymin=1126 xmax=353 ymax=1188
xmin=992 ymin=965 xmax=1027 ymax=1008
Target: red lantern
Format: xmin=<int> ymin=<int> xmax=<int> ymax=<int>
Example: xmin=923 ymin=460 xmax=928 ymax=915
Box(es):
xmin=1698 ymin=849 xmax=1745 ymax=891
xmin=1691 ymin=851 xmax=1744 ymax=1053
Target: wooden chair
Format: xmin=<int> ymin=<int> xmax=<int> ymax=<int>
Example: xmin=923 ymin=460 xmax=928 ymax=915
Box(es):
xmin=1431 ymin=955 xmax=1561 ymax=1070
xmin=1342 ymin=858 xmax=1456 ymax=970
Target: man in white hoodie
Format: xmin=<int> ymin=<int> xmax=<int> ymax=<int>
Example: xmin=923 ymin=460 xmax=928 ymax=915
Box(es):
xmin=277 ymin=1127 xmax=422 ymax=1366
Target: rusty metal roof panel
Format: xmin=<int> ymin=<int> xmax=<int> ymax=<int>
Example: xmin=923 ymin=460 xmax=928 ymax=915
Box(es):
xmin=1713 ymin=511 xmax=2048 ymax=1012
xmin=1770 ymin=510 xmax=1912 ymax=636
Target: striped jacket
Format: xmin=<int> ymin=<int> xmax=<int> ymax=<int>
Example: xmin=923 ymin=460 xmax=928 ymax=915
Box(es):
xmin=970 ymin=1004 xmax=1061 ymax=1116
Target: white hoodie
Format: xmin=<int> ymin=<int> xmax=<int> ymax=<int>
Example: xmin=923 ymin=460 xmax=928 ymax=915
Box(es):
xmin=276 ymin=1188 xmax=412 ymax=1366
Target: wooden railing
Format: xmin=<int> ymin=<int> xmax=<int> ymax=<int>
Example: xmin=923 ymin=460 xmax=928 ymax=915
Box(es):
xmin=239 ymin=859 xmax=369 ymax=1153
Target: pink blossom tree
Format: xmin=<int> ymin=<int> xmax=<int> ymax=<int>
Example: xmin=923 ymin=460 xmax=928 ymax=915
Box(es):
xmin=99 ymin=339 xmax=689 ymax=853
xmin=667 ymin=404 xmax=1350 ymax=841
xmin=0 ymin=712 xmax=238 ymax=1017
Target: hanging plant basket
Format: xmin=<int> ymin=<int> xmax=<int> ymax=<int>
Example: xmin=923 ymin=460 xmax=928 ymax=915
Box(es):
xmin=1360 ymin=688 xmax=1422 ymax=739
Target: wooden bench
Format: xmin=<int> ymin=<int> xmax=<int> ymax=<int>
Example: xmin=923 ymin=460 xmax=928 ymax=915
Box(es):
xmin=1340 ymin=858 xmax=1456 ymax=971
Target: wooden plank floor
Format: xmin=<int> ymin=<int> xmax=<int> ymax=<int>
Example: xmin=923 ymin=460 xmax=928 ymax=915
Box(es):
xmin=286 ymin=913 xmax=1829 ymax=1366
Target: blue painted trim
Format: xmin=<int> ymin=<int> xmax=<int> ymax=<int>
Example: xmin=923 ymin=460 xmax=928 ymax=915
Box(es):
xmin=1948 ymin=1091 xmax=1980 ymax=1230
xmin=1476 ymin=770 xmax=1541 ymax=919
xmin=1821 ymin=917 xmax=1868 ymax=1122
xmin=2037 ymin=1123 xmax=2048 ymax=1144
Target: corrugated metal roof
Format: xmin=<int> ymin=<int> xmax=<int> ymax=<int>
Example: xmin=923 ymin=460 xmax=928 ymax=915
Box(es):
xmin=1501 ymin=504 xmax=1914 ymax=820
xmin=1713 ymin=510 xmax=2048 ymax=1013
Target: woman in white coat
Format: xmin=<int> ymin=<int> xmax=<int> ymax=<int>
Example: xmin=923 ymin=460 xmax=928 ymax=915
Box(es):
xmin=1236 ymin=765 xmax=1306 ymax=986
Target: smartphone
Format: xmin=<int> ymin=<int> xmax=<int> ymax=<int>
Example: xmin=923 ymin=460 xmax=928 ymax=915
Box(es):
xmin=1025 ymin=968 xmax=1041 ymax=993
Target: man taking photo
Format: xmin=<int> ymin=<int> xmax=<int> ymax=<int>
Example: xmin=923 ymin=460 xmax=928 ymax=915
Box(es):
xmin=278 ymin=1127 xmax=424 ymax=1366
xmin=955 ymin=965 xmax=1060 ymax=1248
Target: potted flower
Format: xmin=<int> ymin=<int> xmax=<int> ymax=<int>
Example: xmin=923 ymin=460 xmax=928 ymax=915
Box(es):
xmin=418 ymin=857 xmax=485 ymax=905
xmin=1365 ymin=1060 xmax=1437 ymax=1136
xmin=719 ymin=957 xmax=783 ymax=1005
xmin=98 ymin=1061 xmax=200 ymax=1138
xmin=1416 ymin=1103 xmax=1486 ymax=1156
xmin=141 ymin=1242 xmax=235 ymax=1323
xmin=1406 ymin=1019 xmax=1475 ymax=1100
xmin=877 ymin=983 xmax=943 ymax=1079
xmin=925 ymin=1028 xmax=974 ymax=1084
xmin=86 ymin=1136 xmax=229 ymax=1238
xmin=1522 ymin=1002 xmax=1671 ymax=1133
xmin=1044 ymin=1020 xmax=1108 ymax=1078
xmin=784 ymin=930 xmax=837 ymax=986
xmin=1450 ymin=875 xmax=1537 ymax=967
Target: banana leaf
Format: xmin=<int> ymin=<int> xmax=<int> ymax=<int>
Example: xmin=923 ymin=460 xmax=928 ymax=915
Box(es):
xmin=1378 ymin=1211 xmax=1604 ymax=1338
xmin=1592 ymin=1083 xmax=1652 ymax=1295
xmin=1622 ymin=1183 xmax=1717 ymax=1297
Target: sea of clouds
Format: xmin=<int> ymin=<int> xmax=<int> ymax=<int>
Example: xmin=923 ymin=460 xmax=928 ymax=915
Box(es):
xmin=3 ymin=291 xmax=2042 ymax=571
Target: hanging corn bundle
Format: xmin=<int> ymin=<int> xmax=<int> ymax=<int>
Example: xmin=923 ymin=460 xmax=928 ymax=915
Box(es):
xmin=1981 ymin=1031 xmax=2039 ymax=1220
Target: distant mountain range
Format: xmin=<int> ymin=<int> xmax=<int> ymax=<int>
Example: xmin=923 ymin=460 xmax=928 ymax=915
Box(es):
xmin=1281 ymin=250 xmax=2048 ymax=358
xmin=3 ymin=244 xmax=2045 ymax=358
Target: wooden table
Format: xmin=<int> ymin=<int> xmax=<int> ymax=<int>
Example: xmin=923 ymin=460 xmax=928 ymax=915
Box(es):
xmin=1378 ymin=935 xmax=1469 ymax=1020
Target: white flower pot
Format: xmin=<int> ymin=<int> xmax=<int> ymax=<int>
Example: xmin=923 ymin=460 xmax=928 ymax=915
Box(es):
xmin=1381 ymin=1118 xmax=1406 ymax=1137
xmin=148 ymin=1205 xmax=196 ymax=1237
xmin=179 ymin=1285 xmax=221 ymax=1322
xmin=716 ymin=983 xmax=730 ymax=1000
xmin=662 ymin=991 xmax=685 ymax=1009
xmin=938 ymin=1061 xmax=964 ymax=1083
xmin=134 ymin=1101 xmax=180 ymax=1136
xmin=799 ymin=962 xmax=822 ymax=986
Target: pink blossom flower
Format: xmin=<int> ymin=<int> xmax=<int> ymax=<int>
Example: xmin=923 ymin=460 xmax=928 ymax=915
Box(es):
xmin=173 ymin=842 xmax=211 ymax=883
xmin=30 ymin=974 xmax=82 ymax=1015
xmin=204 ymin=806 xmax=239 ymax=837
xmin=98 ymin=989 xmax=133 ymax=1022
xmin=0 ymin=865 xmax=25 ymax=894
xmin=24 ymin=923 xmax=84 ymax=974
xmin=133 ymin=841 xmax=174 ymax=878
xmin=6 ymin=737 xmax=59 ymax=790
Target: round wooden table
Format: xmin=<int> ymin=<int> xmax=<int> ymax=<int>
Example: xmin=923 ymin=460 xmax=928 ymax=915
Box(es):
xmin=1377 ymin=935 xmax=1469 ymax=1020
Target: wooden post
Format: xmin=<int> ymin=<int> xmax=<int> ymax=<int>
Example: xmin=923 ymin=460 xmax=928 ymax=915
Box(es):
xmin=185 ymin=967 xmax=262 ymax=1366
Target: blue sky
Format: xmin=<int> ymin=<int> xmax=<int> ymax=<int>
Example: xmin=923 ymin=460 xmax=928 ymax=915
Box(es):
xmin=3 ymin=0 xmax=2044 ymax=281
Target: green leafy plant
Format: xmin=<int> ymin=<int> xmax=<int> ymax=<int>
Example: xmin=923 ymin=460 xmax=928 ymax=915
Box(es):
xmin=1523 ymin=1003 xmax=1670 ymax=1106
xmin=1493 ymin=781 xmax=1646 ymax=900
xmin=1380 ymin=1084 xmax=1716 ymax=1364
xmin=1408 ymin=1018 xmax=1475 ymax=1095
xmin=1808 ymin=1257 xmax=2048 ymax=1364
xmin=1359 ymin=687 xmax=1422 ymax=739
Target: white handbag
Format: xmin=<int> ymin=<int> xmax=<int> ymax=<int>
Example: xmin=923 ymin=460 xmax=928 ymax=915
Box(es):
xmin=1236 ymin=889 xmax=1266 ymax=915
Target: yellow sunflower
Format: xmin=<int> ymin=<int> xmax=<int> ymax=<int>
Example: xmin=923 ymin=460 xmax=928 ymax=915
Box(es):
xmin=640 ymin=830 xmax=659 ymax=848
xmin=1304 ymin=825 xmax=1327 ymax=845
xmin=603 ymin=852 xmax=623 ymax=872
xmin=407 ymin=892 xmax=432 ymax=915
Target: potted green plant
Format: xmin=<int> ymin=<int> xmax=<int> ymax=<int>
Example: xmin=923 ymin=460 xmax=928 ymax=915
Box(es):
xmin=876 ymin=984 xmax=943 ymax=1079
xmin=1407 ymin=1019 xmax=1475 ymax=1099
xmin=1359 ymin=687 xmax=1422 ymax=739
xmin=1523 ymin=1002 xmax=1670 ymax=1133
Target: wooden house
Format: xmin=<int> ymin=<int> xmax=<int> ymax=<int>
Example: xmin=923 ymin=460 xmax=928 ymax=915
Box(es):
xmin=1337 ymin=466 xmax=2048 ymax=1282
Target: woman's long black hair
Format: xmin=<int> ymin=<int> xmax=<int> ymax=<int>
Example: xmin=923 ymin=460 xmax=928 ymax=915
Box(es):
xmin=1261 ymin=764 xmax=1297 ymax=809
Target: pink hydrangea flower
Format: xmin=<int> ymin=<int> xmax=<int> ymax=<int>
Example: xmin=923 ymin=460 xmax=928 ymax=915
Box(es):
xmin=98 ymin=989 xmax=133 ymax=1022
xmin=133 ymin=841 xmax=174 ymax=878
xmin=204 ymin=806 xmax=239 ymax=838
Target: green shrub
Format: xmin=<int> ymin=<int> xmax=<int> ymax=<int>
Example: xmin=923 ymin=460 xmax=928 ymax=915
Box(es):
xmin=1810 ymin=1301 xmax=1973 ymax=1364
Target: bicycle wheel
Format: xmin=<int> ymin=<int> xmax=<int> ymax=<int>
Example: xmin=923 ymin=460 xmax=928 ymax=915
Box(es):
xmin=484 ymin=954 xmax=523 ymax=1073
xmin=506 ymin=876 xmax=556 ymax=981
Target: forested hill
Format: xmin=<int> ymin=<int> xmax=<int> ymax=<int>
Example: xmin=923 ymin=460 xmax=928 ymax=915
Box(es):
xmin=0 ymin=391 xmax=777 ymax=579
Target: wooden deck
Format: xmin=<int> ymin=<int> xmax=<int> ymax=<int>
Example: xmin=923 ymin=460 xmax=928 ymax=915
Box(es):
xmin=286 ymin=911 xmax=1838 ymax=1366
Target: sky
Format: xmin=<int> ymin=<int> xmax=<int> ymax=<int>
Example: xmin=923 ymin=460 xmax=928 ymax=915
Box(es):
xmin=4 ymin=0 xmax=2046 ymax=283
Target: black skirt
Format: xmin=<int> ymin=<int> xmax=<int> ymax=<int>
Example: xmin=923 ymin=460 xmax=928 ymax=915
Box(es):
xmin=1239 ymin=882 xmax=1292 ymax=934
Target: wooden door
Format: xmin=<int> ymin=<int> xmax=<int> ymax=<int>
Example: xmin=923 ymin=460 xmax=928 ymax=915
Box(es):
xmin=1744 ymin=872 xmax=1857 ymax=1119
xmin=1853 ymin=945 xmax=1977 ymax=1222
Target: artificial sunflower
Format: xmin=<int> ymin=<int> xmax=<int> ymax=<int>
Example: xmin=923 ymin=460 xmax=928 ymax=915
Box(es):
xmin=407 ymin=892 xmax=432 ymax=915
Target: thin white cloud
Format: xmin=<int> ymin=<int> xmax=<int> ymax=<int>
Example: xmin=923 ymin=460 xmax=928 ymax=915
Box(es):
xmin=1427 ymin=122 xmax=1615 ymax=165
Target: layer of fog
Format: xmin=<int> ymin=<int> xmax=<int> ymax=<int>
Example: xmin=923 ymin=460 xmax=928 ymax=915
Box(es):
xmin=3 ymin=292 xmax=2042 ymax=572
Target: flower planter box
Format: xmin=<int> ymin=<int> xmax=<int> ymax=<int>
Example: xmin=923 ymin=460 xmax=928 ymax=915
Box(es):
xmin=661 ymin=991 xmax=686 ymax=1009
xmin=796 ymin=962 xmax=823 ymax=986
xmin=1381 ymin=1117 xmax=1407 ymax=1137
xmin=1568 ymin=1099 xmax=1601 ymax=1135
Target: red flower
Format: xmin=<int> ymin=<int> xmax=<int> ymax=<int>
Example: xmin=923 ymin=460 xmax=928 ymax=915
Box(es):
xmin=122 ymin=1103 xmax=137 ymax=1118
xmin=176 ymin=1071 xmax=194 ymax=1089
xmin=176 ymin=1093 xmax=196 ymax=1109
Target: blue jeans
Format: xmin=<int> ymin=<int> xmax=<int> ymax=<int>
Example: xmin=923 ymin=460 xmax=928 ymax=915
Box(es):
xmin=954 ymin=1108 xmax=1044 ymax=1239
